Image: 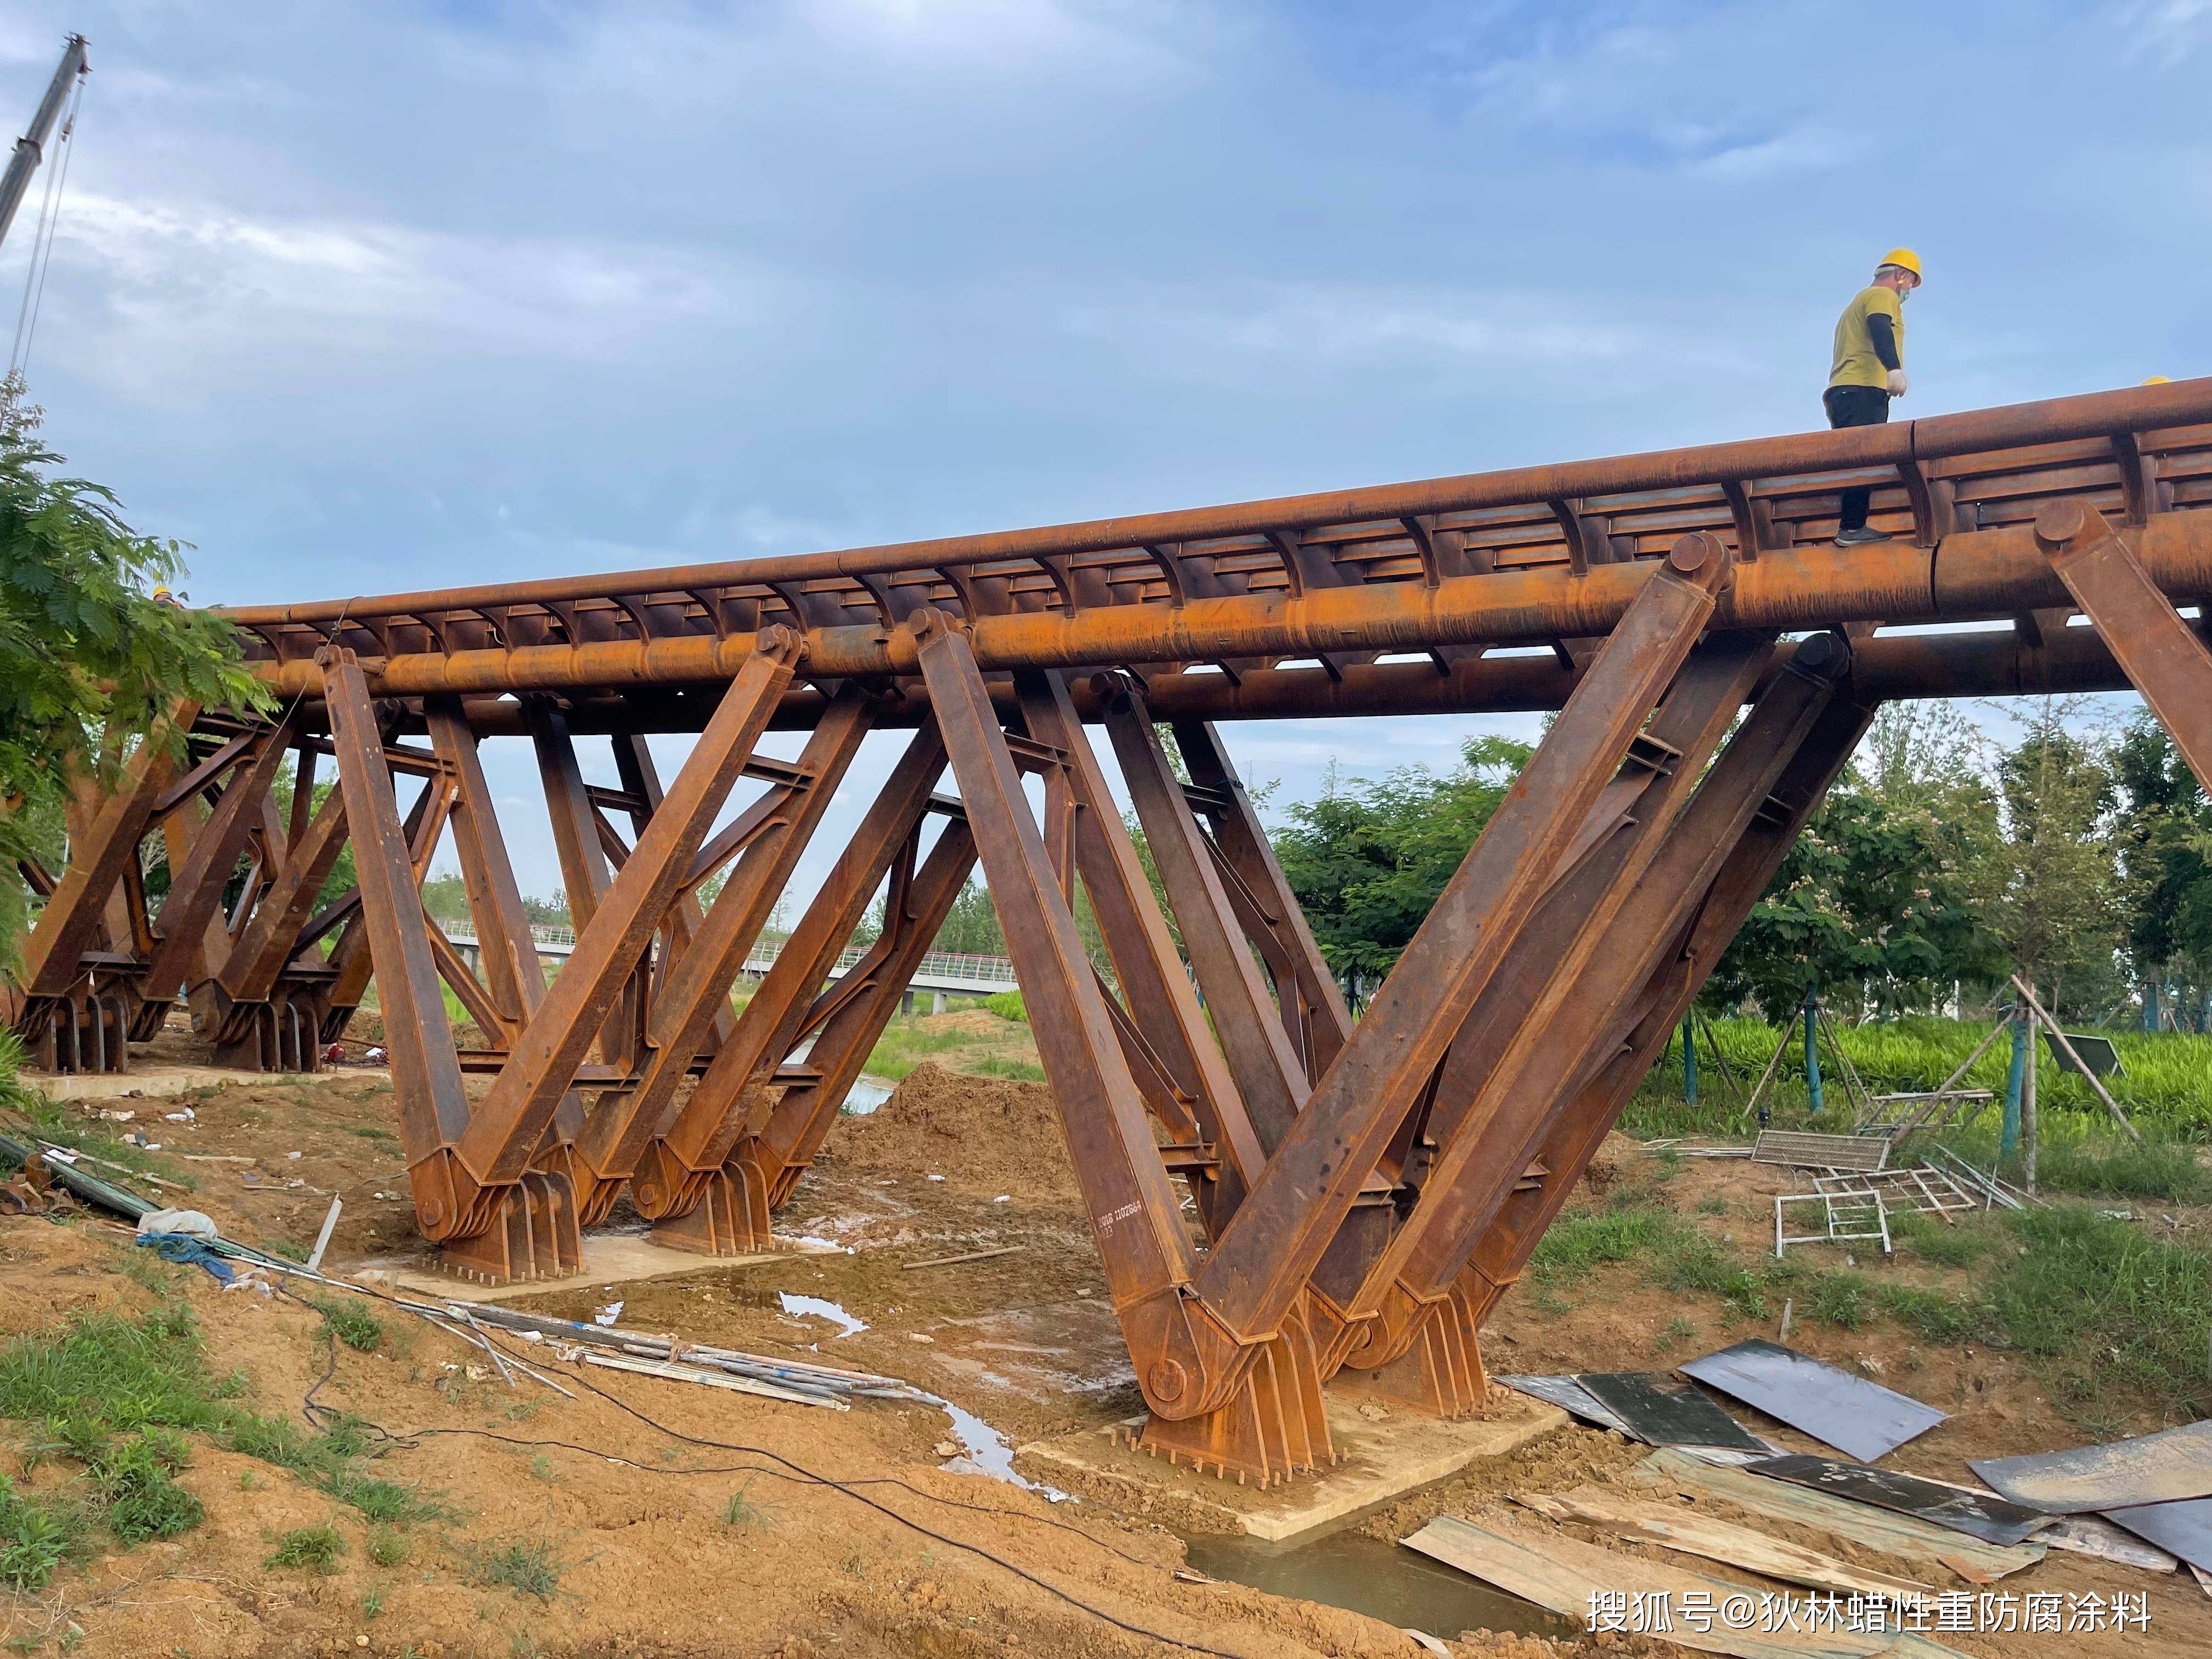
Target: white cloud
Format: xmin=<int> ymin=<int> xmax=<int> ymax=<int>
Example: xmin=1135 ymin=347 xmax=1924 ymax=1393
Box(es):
xmin=50 ymin=192 xmax=757 ymax=343
xmin=1218 ymin=287 xmax=1634 ymax=364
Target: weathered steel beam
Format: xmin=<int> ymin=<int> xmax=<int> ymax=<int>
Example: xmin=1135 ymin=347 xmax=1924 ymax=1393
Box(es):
xmin=1105 ymin=680 xmax=1308 ymax=1153
xmin=1458 ymin=691 xmax=1882 ymax=1329
xmin=1181 ymin=537 xmax=1734 ymax=1403
xmin=1019 ymin=670 xmax=1267 ymax=1215
xmin=632 ymin=718 xmax=951 ymax=1230
xmin=134 ymin=717 xmax=293 ymax=1030
xmin=1170 ymin=716 xmax=1352 ymax=1085
xmin=2034 ymin=500 xmax=2212 ymax=793
xmin=240 ymin=511 xmax=2212 ymax=699
xmin=322 ymin=652 xmax=475 ymax=1233
xmin=454 ymin=632 xmax=801 ymax=1198
xmin=1313 ymin=630 xmax=1787 ymax=1404
xmin=568 ymin=685 xmax=872 ymax=1223
xmin=425 ymin=624 xmax=2133 ymax=737
xmin=1340 ymin=634 xmax=1852 ymax=1402
xmin=223 ymin=380 xmax=2212 ymax=647
xmin=425 ymin=698 xmax=547 ymax=1034
xmin=14 ymin=709 xmax=191 ymax=1001
xmin=913 ymin=613 xmax=1205 ymax=1373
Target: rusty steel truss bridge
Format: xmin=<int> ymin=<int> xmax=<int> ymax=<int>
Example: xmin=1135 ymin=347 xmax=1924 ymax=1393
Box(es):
xmin=12 ymin=380 xmax=2212 ymax=1485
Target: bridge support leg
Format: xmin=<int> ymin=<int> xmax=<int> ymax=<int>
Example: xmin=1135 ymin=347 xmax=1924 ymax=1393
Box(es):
xmin=1334 ymin=633 xmax=1850 ymax=1412
xmin=2033 ymin=500 xmax=2212 ymax=794
xmin=630 ymin=715 xmax=949 ymax=1245
xmin=1459 ymin=689 xmax=1881 ymax=1331
xmin=401 ymin=634 xmax=802 ymax=1282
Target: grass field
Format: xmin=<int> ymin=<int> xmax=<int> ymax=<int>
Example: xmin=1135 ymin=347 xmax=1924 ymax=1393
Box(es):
xmin=1624 ymin=1013 xmax=2212 ymax=1138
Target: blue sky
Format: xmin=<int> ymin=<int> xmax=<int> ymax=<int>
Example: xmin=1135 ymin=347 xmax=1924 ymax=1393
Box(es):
xmin=3 ymin=1 xmax=2203 ymax=909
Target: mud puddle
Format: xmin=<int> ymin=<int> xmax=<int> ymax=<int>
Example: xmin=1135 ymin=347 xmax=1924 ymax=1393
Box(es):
xmin=1182 ymin=1528 xmax=1571 ymax=1643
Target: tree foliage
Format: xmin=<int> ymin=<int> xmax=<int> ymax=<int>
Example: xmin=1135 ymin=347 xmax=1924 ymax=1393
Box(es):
xmin=1273 ymin=736 xmax=1532 ymax=1000
xmin=2114 ymin=712 xmax=2212 ymax=1027
xmin=1 ymin=392 xmax=268 ymax=958
xmin=1710 ymin=703 xmax=2001 ymax=1018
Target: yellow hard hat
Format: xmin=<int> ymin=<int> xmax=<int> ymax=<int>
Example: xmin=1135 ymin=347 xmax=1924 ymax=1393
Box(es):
xmin=2143 ymin=375 xmax=2172 ymax=385
xmin=1877 ymin=247 xmax=1922 ymax=281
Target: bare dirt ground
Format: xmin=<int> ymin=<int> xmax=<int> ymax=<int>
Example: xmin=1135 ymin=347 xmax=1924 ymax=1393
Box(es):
xmin=7 ymin=1039 xmax=2210 ymax=1657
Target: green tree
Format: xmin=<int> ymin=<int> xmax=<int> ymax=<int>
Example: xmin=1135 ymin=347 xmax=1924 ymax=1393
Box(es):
xmin=1984 ymin=703 xmax=2125 ymax=1019
xmin=1709 ymin=777 xmax=2001 ymax=1020
xmin=930 ymin=877 xmax=1006 ymax=956
xmin=1272 ymin=735 xmax=1532 ymax=1002
xmin=1 ymin=390 xmax=267 ymax=961
xmin=2113 ymin=712 xmax=2212 ymax=1031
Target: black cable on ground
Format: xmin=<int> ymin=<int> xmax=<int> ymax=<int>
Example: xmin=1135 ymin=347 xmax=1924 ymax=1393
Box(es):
xmin=281 ymin=1277 xmax=1248 ymax=1658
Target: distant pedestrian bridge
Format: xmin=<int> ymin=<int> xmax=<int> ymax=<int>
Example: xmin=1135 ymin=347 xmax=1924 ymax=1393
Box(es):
xmin=443 ymin=924 xmax=1019 ymax=1010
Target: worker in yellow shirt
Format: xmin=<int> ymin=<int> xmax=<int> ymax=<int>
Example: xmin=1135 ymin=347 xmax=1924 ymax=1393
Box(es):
xmin=1825 ymin=249 xmax=1922 ymax=546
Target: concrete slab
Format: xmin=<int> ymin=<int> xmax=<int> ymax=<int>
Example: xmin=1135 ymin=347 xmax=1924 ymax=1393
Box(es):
xmin=1017 ymin=1391 xmax=1570 ymax=1545
xmin=358 ymin=1231 xmax=838 ymax=1304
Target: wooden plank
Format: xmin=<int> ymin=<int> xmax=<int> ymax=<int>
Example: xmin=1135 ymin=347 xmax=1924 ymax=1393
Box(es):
xmin=901 ymin=1244 xmax=1024 ymax=1271
xmin=1401 ymin=1513 xmax=1967 ymax=1659
xmin=1515 ymin=1486 xmax=1932 ymax=1599
xmin=1630 ymin=1449 xmax=2046 ymax=1580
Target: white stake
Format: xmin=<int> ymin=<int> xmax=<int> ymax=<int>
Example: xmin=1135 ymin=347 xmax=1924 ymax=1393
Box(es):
xmin=305 ymin=1198 xmax=343 ymax=1272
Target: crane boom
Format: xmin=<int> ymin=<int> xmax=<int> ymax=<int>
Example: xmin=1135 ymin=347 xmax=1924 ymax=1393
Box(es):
xmin=0 ymin=34 xmax=88 ymax=253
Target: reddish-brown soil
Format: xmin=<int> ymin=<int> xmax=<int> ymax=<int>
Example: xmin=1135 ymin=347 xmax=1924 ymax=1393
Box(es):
xmin=8 ymin=1060 xmax=2210 ymax=1656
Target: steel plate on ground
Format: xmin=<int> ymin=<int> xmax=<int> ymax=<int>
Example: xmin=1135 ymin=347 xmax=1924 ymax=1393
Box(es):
xmin=1971 ymin=1420 xmax=2212 ymax=1514
xmin=1680 ymin=1339 xmax=1946 ymax=1463
xmin=2100 ymin=1498 xmax=2212 ymax=1573
xmin=1575 ymin=1372 xmax=1764 ymax=1453
xmin=1741 ymin=1454 xmax=2052 ymax=1547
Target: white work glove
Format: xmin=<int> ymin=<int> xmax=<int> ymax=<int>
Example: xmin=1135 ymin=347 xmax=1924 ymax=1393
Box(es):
xmin=1886 ymin=369 xmax=1908 ymax=397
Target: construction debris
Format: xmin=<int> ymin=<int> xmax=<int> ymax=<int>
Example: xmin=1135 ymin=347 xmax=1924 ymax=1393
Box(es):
xmin=1971 ymin=1420 xmax=2212 ymax=1514
xmin=1574 ymin=1372 xmax=1765 ymax=1454
xmin=1754 ymin=1131 xmax=1890 ymax=1172
xmin=1810 ymin=1167 xmax=1978 ymax=1221
xmin=1514 ymin=1485 xmax=1933 ymax=1599
xmin=1738 ymin=1455 xmax=2050 ymax=1548
xmin=1774 ymin=1188 xmax=1893 ymax=1256
xmin=1679 ymin=1341 xmax=1946 ymax=1463
xmin=1625 ymin=1448 xmax=2048 ymax=1581
xmin=2101 ymin=1498 xmax=2212 ymax=1575
xmin=1400 ymin=1512 xmax=1970 ymax=1659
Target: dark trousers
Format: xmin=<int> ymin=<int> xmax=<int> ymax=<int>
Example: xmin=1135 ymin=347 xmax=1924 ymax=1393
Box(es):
xmin=1824 ymin=385 xmax=1891 ymax=531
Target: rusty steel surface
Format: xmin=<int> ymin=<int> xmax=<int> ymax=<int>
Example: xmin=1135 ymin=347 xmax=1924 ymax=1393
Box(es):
xmin=18 ymin=383 xmax=2212 ymax=1483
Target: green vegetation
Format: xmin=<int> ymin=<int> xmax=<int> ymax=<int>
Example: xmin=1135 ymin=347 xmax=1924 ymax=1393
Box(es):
xmin=1528 ymin=1189 xmax=2212 ymax=1429
xmin=0 ymin=1305 xmax=221 ymax=1578
xmin=311 ymin=1294 xmax=386 ymax=1355
xmin=1275 ymin=736 xmax=1531 ymax=1006
xmin=0 ymin=1294 xmax=444 ymax=1595
xmin=0 ymin=390 xmax=270 ymax=960
xmin=982 ymin=990 xmax=1026 ymax=1023
xmin=1994 ymin=1206 xmax=2212 ymax=1429
xmin=469 ymin=1537 xmax=564 ymax=1602
xmin=0 ymin=1476 xmax=72 ymax=1590
xmin=861 ymin=1007 xmax=1043 ymax=1084
xmin=1268 ymin=698 xmax=2212 ymax=1041
xmin=721 ymin=1480 xmax=778 ymax=1531
xmin=265 ymin=1521 xmax=346 ymax=1573
xmin=1624 ymin=1013 xmax=2212 ymax=1137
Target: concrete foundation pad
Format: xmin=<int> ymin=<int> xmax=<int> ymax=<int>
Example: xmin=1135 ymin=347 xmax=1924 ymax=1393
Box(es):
xmin=360 ymin=1231 xmax=840 ymax=1304
xmin=1017 ymin=1391 xmax=1570 ymax=1545
xmin=25 ymin=1065 xmax=392 ymax=1103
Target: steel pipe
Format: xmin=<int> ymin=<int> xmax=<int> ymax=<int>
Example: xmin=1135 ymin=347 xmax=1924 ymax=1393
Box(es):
xmin=221 ymin=380 xmax=2212 ymax=633
xmin=247 ymin=516 xmax=2191 ymax=707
